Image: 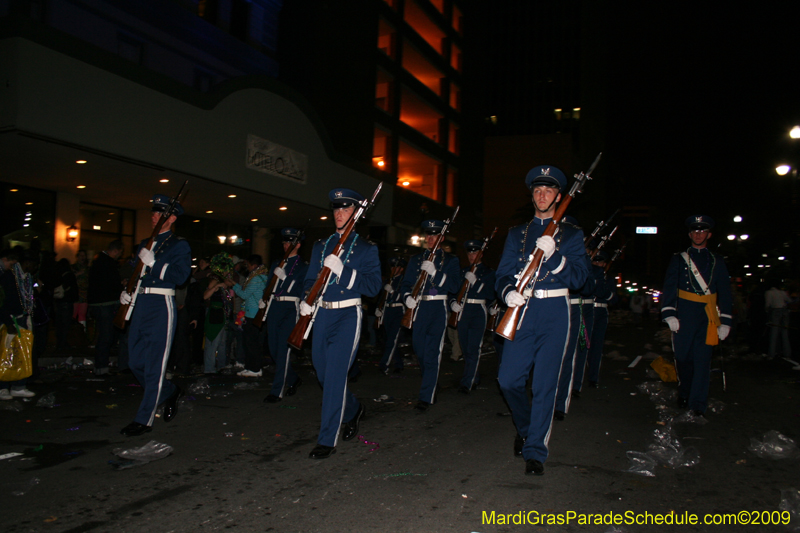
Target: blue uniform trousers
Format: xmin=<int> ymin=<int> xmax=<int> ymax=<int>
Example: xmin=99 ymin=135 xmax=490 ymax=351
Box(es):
xmin=457 ymin=303 xmax=487 ymax=389
xmin=267 ymin=301 xmax=300 ymax=398
xmin=587 ymin=307 xmax=609 ymax=384
xmin=572 ymin=302 xmax=596 ymax=391
xmin=379 ymin=305 xmax=405 ymax=372
xmin=555 ymin=302 xmax=582 ymax=413
xmin=672 ymin=301 xmax=713 ymax=413
xmin=312 ymin=306 xmax=362 ymax=447
xmin=498 ymin=297 xmax=571 ymax=462
xmin=411 ymin=300 xmax=448 ymax=404
xmin=128 ymin=294 xmax=177 ymax=426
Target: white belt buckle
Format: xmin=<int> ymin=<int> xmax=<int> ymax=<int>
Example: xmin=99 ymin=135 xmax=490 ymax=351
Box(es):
xmin=534 ymin=289 xmax=545 ymax=299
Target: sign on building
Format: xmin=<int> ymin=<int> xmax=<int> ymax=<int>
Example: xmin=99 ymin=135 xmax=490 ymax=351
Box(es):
xmin=246 ymin=134 xmax=307 ymax=184
xmin=635 ymin=226 xmax=658 ymax=234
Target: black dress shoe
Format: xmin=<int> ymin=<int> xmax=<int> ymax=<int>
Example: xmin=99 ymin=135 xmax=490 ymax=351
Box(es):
xmin=162 ymin=385 xmax=183 ymax=422
xmin=264 ymin=394 xmax=281 ymax=403
xmin=571 ymin=389 xmax=580 ymax=399
xmin=309 ymin=444 xmax=336 ymax=459
xmin=341 ymin=403 xmax=365 ymax=441
xmin=286 ymin=377 xmax=302 ymax=396
xmin=525 ymin=459 xmax=545 ymax=475
xmin=414 ymin=400 xmax=430 ymax=413
xmin=514 ymin=434 xmax=525 ymax=457
xmin=553 ymin=410 xmax=565 ymax=421
xmin=120 ymin=422 xmax=152 ymax=436
xmin=458 ymin=385 xmax=470 ymax=394
xmin=678 ymin=397 xmax=688 ymax=409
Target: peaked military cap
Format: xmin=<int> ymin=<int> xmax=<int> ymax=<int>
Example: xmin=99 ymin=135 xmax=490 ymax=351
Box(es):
xmin=525 ymin=165 xmax=567 ymax=191
xmin=151 ymin=194 xmax=184 ymax=216
xmin=685 ymin=215 xmax=714 ymax=230
xmin=389 ymin=257 xmax=407 ymax=268
xmin=464 ymin=239 xmax=482 ymax=252
xmin=593 ymin=250 xmax=610 ymax=262
xmin=281 ymin=227 xmax=304 ymax=241
xmin=421 ymin=219 xmax=445 ymax=235
xmin=329 ymin=188 xmax=364 ymax=208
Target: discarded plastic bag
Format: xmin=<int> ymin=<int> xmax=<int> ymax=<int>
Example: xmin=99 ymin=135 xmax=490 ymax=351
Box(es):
xmin=1 ymin=400 xmax=23 ymax=412
xmin=233 ymin=382 xmax=259 ymax=390
xmin=650 ymin=356 xmax=677 ymax=382
xmin=35 ymin=392 xmax=56 ymax=408
xmin=624 ymin=451 xmax=656 ymax=477
xmin=707 ymin=399 xmax=726 ymax=414
xmin=110 ymin=440 xmax=173 ymax=470
xmin=673 ymin=410 xmax=708 ymax=425
xmin=636 ymin=382 xmax=664 ymax=395
xmin=187 ymin=378 xmax=210 ymax=395
xmin=749 ymin=431 xmax=800 ymax=460
xmin=779 ymin=488 xmax=800 ymax=532
xmin=10 ymin=477 xmax=39 ymax=496
xmin=0 ymin=323 xmax=33 ymax=382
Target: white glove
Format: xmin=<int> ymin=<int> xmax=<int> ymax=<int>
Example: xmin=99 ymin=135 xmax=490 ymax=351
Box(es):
xmin=536 ymin=236 xmax=556 ymax=260
xmin=273 ymin=267 xmax=287 ymax=281
xmin=120 ymin=291 xmax=132 ymax=305
xmin=465 ymin=271 xmax=477 ymax=286
xmin=405 ymin=296 xmax=417 ymax=309
xmin=375 ymin=308 xmax=383 ymax=318
xmin=300 ymin=301 xmax=315 ymax=316
xmin=665 ymin=316 xmax=680 ymax=332
xmin=505 ymin=290 xmax=525 ymax=307
xmin=384 ymin=283 xmax=394 ymax=293
xmin=421 ymin=260 xmax=436 ymax=276
xmin=324 ymin=254 xmax=344 ymax=277
xmin=488 ymin=306 xmax=499 ymax=316
xmin=450 ymin=301 xmax=463 ymax=313
xmin=717 ymin=324 xmax=730 ymax=341
xmin=138 ymin=247 xmax=156 ymax=267
xmin=258 ymin=299 xmax=267 ymax=309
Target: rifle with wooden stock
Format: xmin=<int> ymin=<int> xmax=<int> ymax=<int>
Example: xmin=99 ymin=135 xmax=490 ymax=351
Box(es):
xmin=447 ymin=226 xmax=498 ymax=329
xmin=287 ymin=183 xmax=382 ymax=350
xmin=114 ymin=180 xmax=188 ymax=330
xmin=605 ymin=243 xmax=626 ymax=273
xmin=589 ymin=225 xmax=618 ymax=259
xmin=253 ymin=229 xmax=305 ymax=328
xmin=584 ymin=208 xmax=619 ymax=246
xmin=374 ymin=264 xmax=404 ymax=330
xmin=400 ymin=206 xmax=460 ymax=330
xmin=485 ymin=302 xmax=501 ymax=332
xmin=496 ymin=153 xmax=601 ymax=341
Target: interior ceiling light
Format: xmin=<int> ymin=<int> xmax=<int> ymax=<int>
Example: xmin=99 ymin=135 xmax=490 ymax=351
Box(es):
xmin=206 ymin=210 xmax=213 ymax=214
xmin=228 ymin=194 xmax=237 ymax=198
xmin=77 ymin=185 xmax=86 ymax=189
xmin=320 ymin=216 xmax=328 ymax=220
xmin=76 ymin=160 xmax=87 ymax=164
xmin=25 ymin=202 xmax=33 ymax=205
xmin=251 ymin=218 xmax=258 ymax=222
xmin=279 ymin=207 xmax=288 ymax=211
xmin=9 ymin=189 xmax=18 ymax=192
xmin=160 ymin=178 xmax=169 ymax=183
xmin=193 ymin=219 xmax=200 ymax=223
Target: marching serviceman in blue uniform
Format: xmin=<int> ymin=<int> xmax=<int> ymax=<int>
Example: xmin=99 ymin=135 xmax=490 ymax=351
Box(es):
xmin=495 ymin=165 xmax=589 ymax=475
xmin=554 ymin=217 xmax=595 ymax=420
xmin=451 ymin=240 xmax=496 ymax=393
xmin=585 ymin=250 xmax=619 ymax=387
xmin=119 ymin=194 xmax=192 ymax=436
xmin=302 ymin=188 xmax=382 ymax=459
xmin=661 ymin=215 xmax=732 ymax=417
xmin=401 ymin=220 xmax=461 ymax=412
xmin=570 ymin=251 xmax=607 ymax=395
xmin=262 ymin=228 xmax=308 ymax=403
xmin=376 ymin=257 xmax=407 ymax=375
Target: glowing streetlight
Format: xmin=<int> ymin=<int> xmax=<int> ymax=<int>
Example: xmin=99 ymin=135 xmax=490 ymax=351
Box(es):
xmin=791 ymin=125 xmax=800 ymax=139
xmin=733 ymin=215 xmax=742 ymax=222
xmin=776 ymin=165 xmax=792 ymax=176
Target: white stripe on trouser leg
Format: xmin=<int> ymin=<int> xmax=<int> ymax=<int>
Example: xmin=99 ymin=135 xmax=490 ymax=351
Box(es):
xmin=147 ymin=295 xmax=175 ymax=426
xmin=333 ymin=306 xmax=362 ymax=447
xmin=468 ymin=307 xmax=488 ymax=389
xmin=543 ymin=298 xmax=571 ymax=451
xmin=430 ymin=300 xmax=447 ymax=404
xmin=278 ymin=346 xmax=292 ymax=398
xmin=385 ymin=327 xmax=401 ymax=367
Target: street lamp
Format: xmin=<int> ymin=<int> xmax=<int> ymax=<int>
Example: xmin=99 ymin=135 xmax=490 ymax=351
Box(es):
xmin=791 ymin=125 xmax=800 ymax=139
xmin=733 ymin=215 xmax=742 ymax=222
xmin=776 ymin=164 xmax=792 ymax=176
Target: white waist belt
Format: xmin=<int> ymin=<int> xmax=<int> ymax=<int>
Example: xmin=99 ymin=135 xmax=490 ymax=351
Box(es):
xmin=420 ymin=295 xmax=448 ymax=301
xmin=582 ymin=298 xmax=595 ymax=304
xmin=465 ymin=299 xmax=486 ymax=304
xmin=523 ymin=288 xmax=569 ymax=299
xmin=320 ymin=298 xmax=361 ymax=309
xmin=387 ymin=302 xmax=404 ymax=308
xmin=594 ymin=302 xmax=608 ymax=308
xmin=138 ymin=287 xmax=175 ymax=296
xmin=570 ymin=298 xmax=582 ymax=305
xmin=276 ymin=296 xmax=300 ymax=302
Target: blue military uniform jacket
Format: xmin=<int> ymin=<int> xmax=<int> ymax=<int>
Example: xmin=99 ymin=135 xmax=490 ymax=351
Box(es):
xmin=450 ymin=263 xmax=496 ymax=304
xmin=400 ymin=249 xmax=460 ymax=299
xmin=136 ymin=231 xmax=192 ymax=290
xmin=496 ymin=217 xmax=589 ymax=300
xmin=269 ymin=255 xmax=308 ymax=299
xmin=591 ymin=265 xmax=617 ymax=305
xmin=385 ymin=272 xmax=405 ymax=305
xmin=661 ymin=247 xmax=732 ymax=325
xmin=304 ymin=233 xmax=381 ymax=300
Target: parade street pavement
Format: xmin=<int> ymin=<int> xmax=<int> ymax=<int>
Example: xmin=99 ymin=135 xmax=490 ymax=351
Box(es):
xmin=1 ymin=318 xmax=799 ymax=533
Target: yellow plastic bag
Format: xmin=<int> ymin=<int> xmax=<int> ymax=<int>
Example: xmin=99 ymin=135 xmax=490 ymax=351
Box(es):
xmin=0 ymin=322 xmax=34 ymax=382
xmin=650 ymin=356 xmax=677 ymax=383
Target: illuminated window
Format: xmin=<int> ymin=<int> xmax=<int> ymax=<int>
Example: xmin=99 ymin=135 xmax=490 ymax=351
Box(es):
xmin=378 ymin=18 xmax=397 ymax=58
xmin=449 ymin=83 xmax=461 ymax=111
xmin=400 ymin=86 xmax=444 ymax=143
xmin=376 ymin=69 xmax=395 ymax=113
xmin=450 ymin=42 xmax=462 ymax=72
xmin=404 ymin=0 xmax=445 ymax=55
xmin=373 ymin=127 xmax=392 ymax=171
xmin=430 ymin=0 xmax=444 ymax=14
xmin=402 ymin=41 xmax=445 ymax=97
xmin=381 ymin=0 xmax=396 ymax=8
xmin=448 ymin=122 xmax=459 ymax=155
xmin=397 ymin=140 xmax=443 ymax=202
xmin=446 ymin=167 xmax=458 ymax=207
xmin=452 ymin=4 xmax=463 ymax=34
